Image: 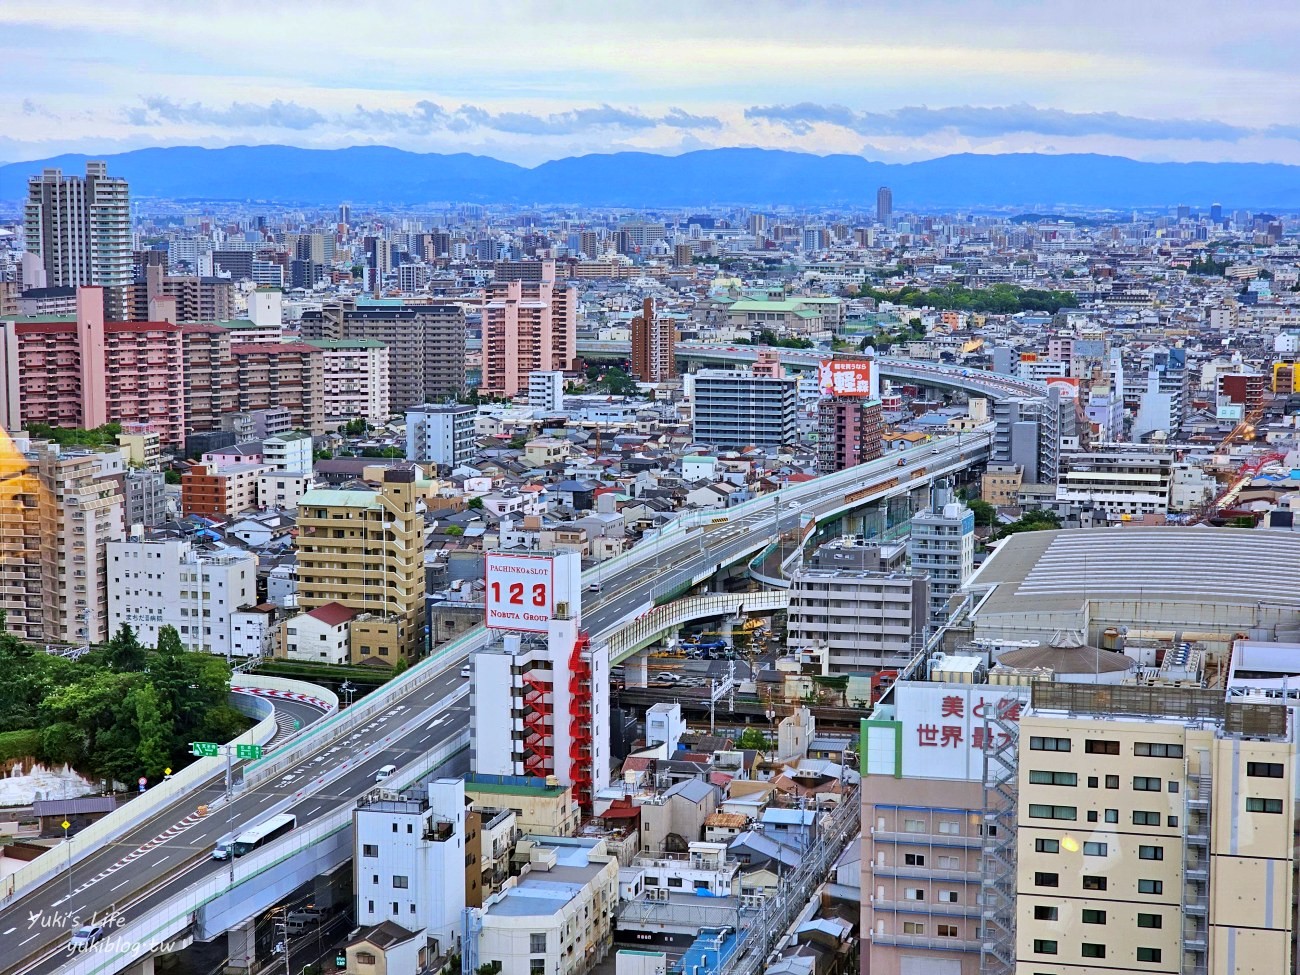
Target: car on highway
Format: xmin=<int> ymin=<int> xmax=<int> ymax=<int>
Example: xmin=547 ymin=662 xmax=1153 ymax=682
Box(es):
xmin=69 ymin=925 xmax=106 ymax=950
xmin=211 ymin=838 xmax=234 ymax=860
xmin=587 ymin=582 xmax=602 ymax=593
xmin=653 ymin=673 xmax=681 ymax=684
xmin=460 ymin=664 xmax=471 ymax=678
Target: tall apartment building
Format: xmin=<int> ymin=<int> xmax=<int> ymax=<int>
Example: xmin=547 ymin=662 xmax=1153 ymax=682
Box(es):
xmin=481 ymin=260 xmax=577 ymax=396
xmin=630 ymin=297 xmax=676 ymax=383
xmin=352 ymin=778 xmax=466 ymax=956
xmin=24 ymin=162 xmax=132 ymax=320
xmin=0 ymin=443 xmax=129 ymax=645
xmin=107 ymin=537 xmax=258 ymax=657
xmin=816 ymin=397 xmax=883 ymax=474
xmin=908 ymin=480 xmax=975 ymax=626
xmin=690 ymin=368 xmax=797 ymax=449
xmin=299 ymin=301 xmax=466 ymax=409
xmin=1015 ymin=684 xmax=1294 ymax=975
xmin=471 ymin=603 xmax=609 ymax=811
xmin=786 ymin=543 xmax=928 ymax=673
xmin=990 ymin=389 xmax=1073 ymax=484
xmin=876 ymin=185 xmax=894 ymax=226
xmin=123 ymin=468 xmax=168 ymax=528
xmin=304 ymin=338 xmax=391 ymax=427
xmin=128 ymin=264 xmax=234 ymax=322
xmin=181 ymin=324 xmax=239 ymax=434
xmin=528 ymin=370 xmax=565 ymax=413
xmin=0 ymin=287 xmax=186 ymax=446
xmin=230 ymin=342 xmax=325 ymax=435
xmin=295 ymin=467 xmax=426 ymax=663
xmin=405 ymin=405 xmax=475 ymax=469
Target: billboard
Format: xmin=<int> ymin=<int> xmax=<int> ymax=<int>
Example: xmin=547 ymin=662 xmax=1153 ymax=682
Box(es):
xmin=895 ymin=683 xmax=1031 ymax=780
xmin=1045 ymin=376 xmax=1080 ymax=400
xmin=484 ymin=553 xmax=556 ymax=632
xmin=817 ymin=359 xmax=876 ymax=398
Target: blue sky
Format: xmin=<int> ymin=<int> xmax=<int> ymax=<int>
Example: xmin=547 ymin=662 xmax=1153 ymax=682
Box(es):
xmin=4 ymin=0 xmax=1299 ymax=166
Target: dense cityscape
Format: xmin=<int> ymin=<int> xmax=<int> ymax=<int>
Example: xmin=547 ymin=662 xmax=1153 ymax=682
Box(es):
xmin=3 ymin=5 xmax=1300 ymax=975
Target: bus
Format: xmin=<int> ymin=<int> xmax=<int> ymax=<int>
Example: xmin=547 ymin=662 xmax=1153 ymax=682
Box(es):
xmin=232 ymin=813 xmax=297 ymax=857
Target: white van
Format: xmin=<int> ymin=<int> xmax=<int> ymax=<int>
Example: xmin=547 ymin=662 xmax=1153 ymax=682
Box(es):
xmin=211 ymin=839 xmax=234 ymax=861
xmin=375 ymin=764 xmax=397 ymax=782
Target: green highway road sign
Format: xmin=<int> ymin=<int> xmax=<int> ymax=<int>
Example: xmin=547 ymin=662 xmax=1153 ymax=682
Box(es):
xmin=191 ymin=742 xmax=220 ymax=757
xmin=235 ymin=744 xmax=264 ymax=760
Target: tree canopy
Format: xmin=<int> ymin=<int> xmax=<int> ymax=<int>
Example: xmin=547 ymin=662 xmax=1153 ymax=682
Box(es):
xmin=857 ymin=283 xmax=1078 ymax=315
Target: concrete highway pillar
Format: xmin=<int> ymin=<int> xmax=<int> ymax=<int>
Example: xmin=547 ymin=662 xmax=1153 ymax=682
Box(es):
xmin=722 ymin=618 xmax=736 ymax=644
xmin=125 ymin=957 xmax=154 ymax=975
xmin=226 ymin=918 xmax=257 ymax=975
xmin=626 ymin=653 xmax=648 ymax=687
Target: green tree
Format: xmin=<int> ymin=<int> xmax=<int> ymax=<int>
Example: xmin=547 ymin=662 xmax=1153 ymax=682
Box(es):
xmin=155 ymin=624 xmax=184 ymax=659
xmin=391 ymin=657 xmax=409 ymax=675
xmin=130 ymin=683 xmax=173 ymax=777
xmin=164 ymin=469 xmax=182 ymax=485
xmin=967 ymin=499 xmax=996 ymax=528
xmin=444 ymin=525 xmax=464 ymax=537
xmin=735 ymin=727 xmax=772 ymax=751
xmin=466 ymin=497 xmax=484 ymax=510
xmin=106 ymin=623 xmax=148 ymax=672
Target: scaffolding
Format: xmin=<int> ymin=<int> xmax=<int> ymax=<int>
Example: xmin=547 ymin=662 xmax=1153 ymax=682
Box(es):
xmin=978 ymin=706 xmax=1019 ymax=975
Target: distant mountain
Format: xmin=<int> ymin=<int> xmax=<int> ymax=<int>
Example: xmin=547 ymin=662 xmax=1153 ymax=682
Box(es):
xmin=2 ymin=145 xmax=1297 ymax=208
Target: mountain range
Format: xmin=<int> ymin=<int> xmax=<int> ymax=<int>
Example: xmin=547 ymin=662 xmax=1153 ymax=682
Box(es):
xmin=1 ymin=145 xmax=1297 ymax=209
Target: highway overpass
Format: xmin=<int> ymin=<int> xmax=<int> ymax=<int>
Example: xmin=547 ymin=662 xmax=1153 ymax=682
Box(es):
xmin=11 ymin=400 xmax=1001 ymax=975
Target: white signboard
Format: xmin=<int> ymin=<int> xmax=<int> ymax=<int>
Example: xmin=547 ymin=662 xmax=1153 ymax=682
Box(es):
xmin=484 ymin=553 xmax=557 ymax=632
xmin=896 ymin=683 xmax=1031 ymax=781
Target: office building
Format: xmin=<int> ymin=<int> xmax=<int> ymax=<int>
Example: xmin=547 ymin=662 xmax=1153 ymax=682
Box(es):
xmin=787 ymin=543 xmax=928 ymax=673
xmin=990 ymin=390 xmax=1073 ymax=484
xmin=295 ymin=467 xmax=426 ymax=664
xmin=817 ymin=397 xmax=883 ymax=474
xmin=1015 ymin=683 xmax=1293 ymax=975
xmin=181 ymin=463 xmax=270 ymax=519
xmin=630 ymin=297 xmax=676 ymax=383
xmin=690 ymin=368 xmax=798 ymax=449
xmin=0 ymin=286 xmax=186 ymax=446
xmin=123 ymin=468 xmax=168 ymax=528
xmin=24 ymin=162 xmax=131 ymax=320
xmin=909 ymin=480 xmax=975 ymax=626
xmin=107 ymin=536 xmax=258 ymax=657
xmin=353 ymin=778 xmax=466 ymax=956
xmin=304 ymin=338 xmax=391 ymax=427
xmin=876 ymin=186 xmax=893 ymax=227
xmin=299 ymin=301 xmax=466 ymax=410
xmin=481 ymin=260 xmax=577 ymax=396
xmin=405 ymin=405 xmax=475 ymax=469
xmin=528 ymin=370 xmax=566 ymax=413
xmin=0 ymin=443 xmax=126 ymax=645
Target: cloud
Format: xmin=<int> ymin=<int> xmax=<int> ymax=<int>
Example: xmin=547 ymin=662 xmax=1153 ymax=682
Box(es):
xmin=745 ymin=102 xmax=1257 ymax=142
xmin=129 ymin=96 xmax=327 ymax=129
xmin=122 ymin=97 xmax=723 ymax=137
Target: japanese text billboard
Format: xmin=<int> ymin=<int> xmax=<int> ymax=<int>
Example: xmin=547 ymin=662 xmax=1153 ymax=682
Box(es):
xmin=817 ymin=360 xmax=876 ymax=398
xmin=896 ymin=682 xmax=1031 ymax=780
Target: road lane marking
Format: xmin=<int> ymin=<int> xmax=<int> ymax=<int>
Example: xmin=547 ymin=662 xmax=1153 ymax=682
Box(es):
xmin=3 ymin=926 xmax=15 ymax=935
xmin=111 ymin=878 xmax=132 ymax=891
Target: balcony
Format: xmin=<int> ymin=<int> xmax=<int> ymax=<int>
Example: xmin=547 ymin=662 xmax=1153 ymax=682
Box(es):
xmin=871 ymin=864 xmax=979 ymax=883
xmin=869 ymin=931 xmax=978 ymax=952
xmin=871 ymin=899 xmax=983 ymax=919
xmin=871 ymin=829 xmax=983 ymax=849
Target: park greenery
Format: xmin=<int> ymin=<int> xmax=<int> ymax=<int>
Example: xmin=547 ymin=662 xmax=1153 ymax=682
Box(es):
xmin=738 ymin=329 xmax=815 ymax=349
xmin=856 ymin=283 xmax=1079 ymax=315
xmin=0 ymin=621 xmax=246 ymax=786
xmin=24 ymin=422 xmax=122 ymax=447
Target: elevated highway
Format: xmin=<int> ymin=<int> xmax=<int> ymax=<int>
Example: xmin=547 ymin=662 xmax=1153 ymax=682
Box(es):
xmin=9 ymin=373 xmax=1004 ymax=974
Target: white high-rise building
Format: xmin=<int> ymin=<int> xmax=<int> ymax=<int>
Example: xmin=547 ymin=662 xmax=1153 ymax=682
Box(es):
xmin=353 ymin=778 xmax=465 ymax=957
xmin=24 ymin=162 xmax=131 ymax=319
xmin=909 ymin=479 xmax=975 ymax=626
xmin=406 ymin=404 xmax=475 ymax=469
xmin=528 ymin=370 xmax=566 ymax=413
xmin=106 ymin=536 xmax=258 ymax=656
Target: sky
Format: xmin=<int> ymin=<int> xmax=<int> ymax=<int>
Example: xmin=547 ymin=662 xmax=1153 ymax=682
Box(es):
xmin=4 ymin=0 xmax=1299 ymax=167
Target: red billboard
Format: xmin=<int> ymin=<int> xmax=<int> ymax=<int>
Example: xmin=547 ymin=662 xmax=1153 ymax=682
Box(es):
xmin=817 ymin=360 xmax=876 ymax=398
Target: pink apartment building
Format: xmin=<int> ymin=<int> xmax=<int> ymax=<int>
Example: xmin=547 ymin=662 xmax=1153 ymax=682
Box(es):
xmin=0 ymin=286 xmax=185 ymax=446
xmin=481 ymin=259 xmax=576 ymax=396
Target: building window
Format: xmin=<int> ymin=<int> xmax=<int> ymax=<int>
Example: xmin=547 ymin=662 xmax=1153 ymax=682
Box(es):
xmin=1033 ymin=872 xmax=1059 ymax=888
xmin=904 ymin=853 xmax=925 ymax=866
xmin=1247 ymin=762 xmax=1284 ymax=778
xmin=938 ymin=890 xmax=958 ymax=903
xmin=1137 ymin=913 xmax=1162 ymax=929
xmin=1033 ymin=940 xmax=1058 ymax=955
xmin=1137 ymin=947 xmax=1162 ymax=963
xmin=1029 ymin=770 xmax=1077 ymax=786
xmin=1105 ymin=775 xmax=1119 ymax=789
xmin=1139 ymin=845 xmax=1164 ymax=861
xmin=393 ymin=876 xmax=409 ymax=889
xmin=937 ymin=924 xmax=958 ymax=938
xmin=1247 ymin=797 xmax=1284 ymax=813
xmin=1081 ymin=944 xmax=1105 ymax=958
xmin=1082 ymin=876 xmax=1107 ymax=891
xmin=1082 ymin=841 xmax=1108 ymax=856
xmin=1029 ymin=737 xmax=1070 ymax=752
xmin=357 ymin=952 xmax=376 ymax=965
xmin=1034 ymin=905 xmax=1058 ymax=921
xmin=1084 ymin=740 xmax=1119 ymax=755
xmin=1028 ymin=804 xmax=1076 ymax=821
xmin=1104 ymin=808 xmax=1118 ymax=823
xmin=1134 ymin=742 xmax=1183 ymax=758
xmin=904 ymin=888 xmax=924 ymax=901
xmin=530 ymin=962 xmax=545 ymax=975
xmin=902 ymin=922 xmax=925 ymax=935
xmin=1034 ymin=838 xmax=1059 ymax=853
xmin=529 ymin=934 xmax=547 ymax=953
xmin=938 ymin=820 xmax=961 ymax=834
xmin=1133 ymin=776 xmax=1161 ymax=792
xmin=1138 ymin=879 xmax=1163 ymax=895
xmin=363 ymin=844 xmax=378 ymax=857
xmin=903 ymin=818 xmax=925 ymax=832
xmin=937 ymin=855 xmax=960 ymax=869
xmin=1081 ymin=909 xmax=1106 ymax=924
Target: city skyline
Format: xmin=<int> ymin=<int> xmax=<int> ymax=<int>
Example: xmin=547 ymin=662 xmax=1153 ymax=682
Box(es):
xmin=4 ymin=0 xmax=1300 ymax=167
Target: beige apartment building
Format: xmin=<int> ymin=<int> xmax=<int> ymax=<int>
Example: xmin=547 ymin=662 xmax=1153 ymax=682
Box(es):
xmin=294 ymin=466 xmax=425 ymax=664
xmin=1014 ymin=684 xmax=1294 ymax=975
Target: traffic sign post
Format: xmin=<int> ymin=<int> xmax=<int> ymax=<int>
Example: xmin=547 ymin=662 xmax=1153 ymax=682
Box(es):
xmin=235 ymin=744 xmax=264 ymax=760
xmin=190 ymin=742 xmax=220 ymax=757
